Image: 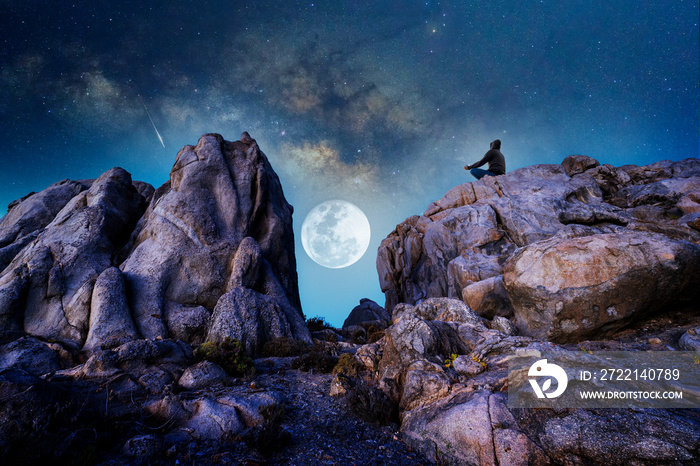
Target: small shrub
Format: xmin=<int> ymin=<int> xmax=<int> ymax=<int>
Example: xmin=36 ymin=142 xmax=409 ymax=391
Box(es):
xmin=343 ymin=378 xmax=398 ymax=425
xmin=292 ymin=344 xmax=338 ymax=373
xmin=239 ymin=402 xmax=290 ymax=457
xmin=259 ymin=402 xmax=287 ymax=425
xmin=194 ymin=338 xmax=254 ymax=377
xmin=315 ymin=330 xmax=338 ymax=343
xmin=306 ymin=316 xmax=334 ymax=332
xmin=366 ymin=326 xmax=385 ymax=344
xmin=242 ymin=423 xmax=291 ymax=457
xmin=332 ymin=353 xmax=364 ymax=377
xmin=349 ymin=329 xmax=366 ymax=344
xmin=260 ymin=337 xmax=310 ymax=357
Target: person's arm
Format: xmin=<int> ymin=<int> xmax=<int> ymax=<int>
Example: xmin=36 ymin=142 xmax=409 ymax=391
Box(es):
xmin=465 ymin=152 xmax=491 ymax=170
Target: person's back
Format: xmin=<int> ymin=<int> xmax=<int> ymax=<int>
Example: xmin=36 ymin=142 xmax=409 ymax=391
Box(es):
xmin=481 ymin=147 xmax=506 ymax=175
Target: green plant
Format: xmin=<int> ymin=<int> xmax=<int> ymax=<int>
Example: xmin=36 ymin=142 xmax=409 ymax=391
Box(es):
xmin=443 ymin=353 xmax=458 ymax=369
xmin=332 ymin=353 xmax=364 ymax=377
xmin=194 ymin=338 xmax=254 ymax=377
xmin=260 ymin=337 xmax=310 ymax=357
xmin=306 ymin=316 xmax=334 ymax=332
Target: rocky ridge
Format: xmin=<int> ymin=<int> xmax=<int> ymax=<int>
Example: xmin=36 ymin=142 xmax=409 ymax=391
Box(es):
xmin=0 ymin=132 xmax=309 ymax=352
xmin=377 ymin=155 xmax=700 ymax=342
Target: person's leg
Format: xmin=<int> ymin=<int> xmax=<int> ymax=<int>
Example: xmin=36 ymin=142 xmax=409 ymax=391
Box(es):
xmin=470 ymin=167 xmax=489 ymax=179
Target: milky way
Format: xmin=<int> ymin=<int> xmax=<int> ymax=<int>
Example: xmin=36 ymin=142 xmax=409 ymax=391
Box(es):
xmin=1 ymin=0 xmax=698 ymax=324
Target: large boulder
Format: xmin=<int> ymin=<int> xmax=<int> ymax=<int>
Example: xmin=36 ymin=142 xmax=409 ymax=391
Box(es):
xmin=0 ymin=336 xmax=62 ymax=376
xmin=504 ymin=231 xmax=700 ymax=342
xmin=206 ymin=286 xmax=310 ymax=355
xmin=82 ymin=267 xmax=139 ymax=351
xmin=401 ymin=390 xmax=551 ymax=465
xmin=342 ymin=298 xmax=391 ymax=329
xmin=462 ymin=275 xmax=512 ymax=319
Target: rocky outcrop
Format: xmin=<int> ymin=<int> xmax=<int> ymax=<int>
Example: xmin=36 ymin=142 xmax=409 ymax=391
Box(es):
xmin=0 ymin=168 xmax=147 ymax=343
xmin=505 ymin=230 xmax=699 ymax=341
xmin=0 ymin=132 xmax=313 ymax=462
xmin=120 ymin=133 xmax=305 ymax=345
xmin=377 ymin=156 xmax=700 ymax=343
xmin=0 ymin=132 xmax=309 ymax=350
xmin=349 ymin=297 xmax=700 ymax=465
xmin=364 ymin=156 xmax=700 ymax=464
xmin=0 ymin=179 xmax=88 ymax=273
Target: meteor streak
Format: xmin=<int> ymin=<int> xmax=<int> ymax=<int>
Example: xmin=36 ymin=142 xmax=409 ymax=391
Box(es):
xmin=138 ymin=94 xmax=165 ymax=148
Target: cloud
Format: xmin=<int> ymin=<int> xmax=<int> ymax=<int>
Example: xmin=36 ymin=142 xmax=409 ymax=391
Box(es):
xmin=65 ymin=69 xmax=135 ymax=122
xmin=278 ymin=141 xmax=381 ymax=200
xmin=217 ymin=24 xmax=432 ymax=141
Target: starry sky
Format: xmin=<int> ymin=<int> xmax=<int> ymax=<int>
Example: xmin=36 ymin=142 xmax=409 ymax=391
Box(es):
xmin=1 ymin=0 xmax=698 ymax=326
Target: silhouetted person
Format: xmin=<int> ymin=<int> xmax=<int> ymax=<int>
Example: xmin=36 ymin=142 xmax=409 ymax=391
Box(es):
xmin=465 ymin=140 xmax=506 ymax=180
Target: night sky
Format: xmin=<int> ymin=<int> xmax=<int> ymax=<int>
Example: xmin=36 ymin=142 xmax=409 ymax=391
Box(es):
xmin=1 ymin=1 xmax=698 ymax=326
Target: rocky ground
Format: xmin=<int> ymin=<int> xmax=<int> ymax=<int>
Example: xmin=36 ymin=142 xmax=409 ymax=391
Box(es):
xmin=1 ymin=342 xmax=428 ymax=465
xmin=204 ymin=364 xmax=425 ymax=466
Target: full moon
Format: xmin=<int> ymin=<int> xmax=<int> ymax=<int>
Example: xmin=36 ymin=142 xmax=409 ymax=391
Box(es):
xmin=301 ymin=200 xmax=371 ymax=269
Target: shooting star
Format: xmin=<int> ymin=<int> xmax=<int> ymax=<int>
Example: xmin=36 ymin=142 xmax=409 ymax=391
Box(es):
xmin=138 ymin=94 xmax=165 ymax=148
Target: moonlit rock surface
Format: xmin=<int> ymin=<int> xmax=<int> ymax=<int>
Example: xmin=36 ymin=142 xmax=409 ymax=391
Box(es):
xmin=505 ymin=230 xmax=700 ymax=342
xmin=301 ymin=199 xmax=371 ymax=269
xmin=120 ymin=133 xmax=302 ymax=341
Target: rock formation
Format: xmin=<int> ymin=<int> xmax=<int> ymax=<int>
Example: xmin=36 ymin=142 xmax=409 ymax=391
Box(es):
xmin=349 ymin=296 xmax=700 ymax=464
xmin=120 ymin=133 xmax=306 ymax=347
xmin=0 ymin=132 xmax=310 ymax=351
xmin=0 ymin=132 xmax=315 ymax=463
xmin=343 ymin=298 xmax=391 ymax=329
xmin=357 ymin=155 xmax=700 ymax=464
xmin=0 ymin=168 xmax=148 ymax=343
xmin=377 ymin=156 xmax=700 ymax=342
xmin=2 ymin=146 xmax=699 ymax=464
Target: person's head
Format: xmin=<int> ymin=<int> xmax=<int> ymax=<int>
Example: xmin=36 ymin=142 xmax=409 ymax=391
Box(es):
xmin=490 ymin=139 xmax=501 ymax=150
